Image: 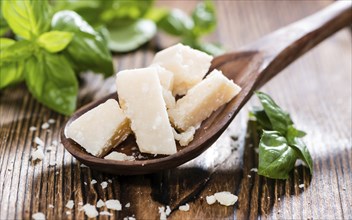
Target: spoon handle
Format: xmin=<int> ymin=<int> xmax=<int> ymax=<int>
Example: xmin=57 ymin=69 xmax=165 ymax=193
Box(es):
xmin=248 ymin=1 xmax=352 ymax=87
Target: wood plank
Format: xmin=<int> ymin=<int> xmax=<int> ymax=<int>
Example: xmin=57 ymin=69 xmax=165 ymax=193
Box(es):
xmin=0 ymin=1 xmax=351 ymax=219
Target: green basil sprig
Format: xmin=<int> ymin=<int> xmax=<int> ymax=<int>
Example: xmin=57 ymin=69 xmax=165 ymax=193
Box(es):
xmin=251 ymin=91 xmax=313 ymax=179
xmin=0 ymin=0 xmax=113 ymax=115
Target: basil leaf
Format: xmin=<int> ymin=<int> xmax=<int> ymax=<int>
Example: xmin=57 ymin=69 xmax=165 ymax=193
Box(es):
xmin=37 ymin=31 xmax=74 ymax=53
xmin=255 ymin=91 xmax=293 ymax=135
xmin=289 ymin=138 xmax=313 ymax=174
xmin=0 ymin=40 xmax=33 ymax=62
xmin=191 ymin=1 xmax=216 ymax=37
xmin=158 ymin=9 xmax=194 ymax=36
xmin=51 ymin=10 xmax=113 ymax=77
xmin=0 ymin=8 xmax=9 ymax=36
xmin=25 ymin=51 xmax=78 ymax=115
xmin=0 ymin=60 xmax=25 ymax=89
xmin=258 ymin=130 xmax=297 ymax=179
xmin=0 ymin=38 xmax=15 ymax=50
xmin=286 ymin=125 xmax=306 ymax=140
xmin=2 ymin=0 xmax=50 ymax=40
xmin=101 ymin=0 xmax=153 ymax=23
xmin=107 ymin=19 xmax=156 ymax=52
xmin=250 ymin=109 xmax=272 ymax=130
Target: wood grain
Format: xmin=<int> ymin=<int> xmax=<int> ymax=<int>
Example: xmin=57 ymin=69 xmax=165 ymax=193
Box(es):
xmin=1 ymin=1 xmax=351 ymax=219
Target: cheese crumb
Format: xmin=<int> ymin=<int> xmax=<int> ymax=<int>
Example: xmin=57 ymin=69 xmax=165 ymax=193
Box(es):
xmin=172 ymin=127 xmax=196 ymax=146
xmin=105 ymin=199 xmax=122 ymax=210
xmin=65 ymin=200 xmax=74 ymax=209
xmin=179 ymin=203 xmax=190 ymax=211
xmin=48 ymin=119 xmax=56 ymax=124
xmin=299 ymin=184 xmax=304 ymax=188
xmin=32 ymin=147 xmax=44 ymax=161
xmin=104 ymin=152 xmax=135 ymax=161
xmin=165 ymin=205 xmax=171 ymax=216
xmin=82 ymin=204 xmax=99 ymax=218
xmin=250 ymin=168 xmax=258 ymax=172
xmin=100 ymin=181 xmax=108 ymax=189
xmin=96 ymin=199 xmax=105 ymax=208
xmin=48 ymin=204 xmax=54 ymax=209
xmin=100 ymin=211 xmax=113 ymax=216
xmin=32 ymin=212 xmax=45 ymax=220
xmin=41 ymin=123 xmax=50 ymax=129
xmin=29 ymin=126 xmax=37 ymax=131
xmin=214 ymin=192 xmax=238 ymax=206
xmin=34 ymin=137 xmax=44 ymax=147
xmin=66 ymin=211 xmax=71 ymax=215
xmin=125 ymin=203 xmax=130 ymax=208
xmin=80 ymin=164 xmax=88 ymax=168
xmin=124 ymin=217 xmax=136 ymax=220
xmin=91 ymin=179 xmax=97 ymax=185
xmin=158 ymin=206 xmax=167 ymax=220
xmin=206 ymin=195 xmax=216 ymax=205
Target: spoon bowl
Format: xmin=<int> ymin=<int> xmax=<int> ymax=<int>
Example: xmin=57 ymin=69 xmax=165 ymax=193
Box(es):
xmin=61 ymin=2 xmax=351 ymax=175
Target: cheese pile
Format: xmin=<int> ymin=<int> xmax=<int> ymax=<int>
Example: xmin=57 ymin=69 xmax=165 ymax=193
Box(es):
xmin=65 ymin=43 xmax=241 ymax=158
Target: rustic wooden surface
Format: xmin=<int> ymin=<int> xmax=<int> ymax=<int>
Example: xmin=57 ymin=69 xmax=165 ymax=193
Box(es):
xmin=1 ymin=1 xmax=351 ymax=219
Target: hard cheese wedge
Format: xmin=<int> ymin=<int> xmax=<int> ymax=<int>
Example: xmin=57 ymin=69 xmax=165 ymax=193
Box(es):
xmin=116 ymin=68 xmax=177 ymax=155
xmin=65 ymin=99 xmax=130 ymax=157
xmin=152 ymin=43 xmax=213 ymax=95
xmin=169 ymin=69 xmax=241 ymax=131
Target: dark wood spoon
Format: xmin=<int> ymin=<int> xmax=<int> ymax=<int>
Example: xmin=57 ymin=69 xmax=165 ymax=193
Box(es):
xmin=61 ymin=1 xmax=351 ymax=175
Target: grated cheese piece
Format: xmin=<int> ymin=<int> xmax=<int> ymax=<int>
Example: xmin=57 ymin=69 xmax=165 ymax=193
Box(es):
xmin=179 ymin=203 xmax=190 ymax=211
xmin=96 ymin=199 xmax=105 ymax=208
xmin=32 ymin=212 xmax=45 ymax=220
xmin=91 ymin=179 xmax=97 ymax=185
xmin=172 ymin=127 xmax=196 ymax=146
xmin=158 ymin=206 xmax=167 ymax=220
xmin=125 ymin=203 xmax=130 ymax=208
xmin=32 ymin=147 xmax=44 ymax=161
xmin=165 ymin=206 xmax=171 ymax=216
xmin=206 ymin=195 xmax=216 ymax=205
xmin=100 ymin=181 xmax=108 ymax=189
xmin=29 ymin=126 xmax=37 ymax=131
xmin=214 ymin=192 xmax=238 ymax=206
xmin=65 ymin=200 xmax=74 ymax=209
xmin=104 ymin=152 xmax=135 ymax=161
xmin=100 ymin=211 xmax=113 ymax=216
xmin=34 ymin=137 xmax=44 ymax=147
xmin=41 ymin=123 xmax=50 ymax=129
xmin=82 ymin=204 xmax=99 ymax=218
xmin=105 ymin=199 xmax=122 ymax=211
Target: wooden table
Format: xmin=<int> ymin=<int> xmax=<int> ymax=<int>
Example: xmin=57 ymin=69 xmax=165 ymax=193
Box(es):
xmin=1 ymin=1 xmax=351 ymax=219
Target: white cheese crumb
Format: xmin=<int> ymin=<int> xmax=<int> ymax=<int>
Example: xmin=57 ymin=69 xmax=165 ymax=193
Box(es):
xmin=124 ymin=217 xmax=136 ymax=220
xmin=299 ymin=184 xmax=305 ymax=188
xmin=65 ymin=200 xmax=74 ymax=209
xmin=100 ymin=181 xmax=108 ymax=189
xmin=41 ymin=123 xmax=50 ymax=129
xmin=78 ymin=202 xmax=83 ymax=205
xmin=125 ymin=202 xmax=130 ymax=208
xmin=179 ymin=203 xmax=189 ymax=211
xmin=105 ymin=199 xmax=122 ymax=210
xmin=158 ymin=206 xmax=167 ymax=220
xmin=165 ymin=205 xmax=171 ymax=215
xmin=29 ymin=126 xmax=37 ymax=131
xmin=91 ymin=179 xmax=97 ymax=185
xmin=82 ymin=204 xmax=99 ymax=218
xmin=32 ymin=212 xmax=45 ymax=220
xmin=80 ymin=164 xmax=88 ymax=168
xmin=48 ymin=119 xmax=56 ymax=124
xmin=48 ymin=204 xmax=54 ymax=209
xmin=84 ymin=182 xmax=87 ymax=185
xmin=96 ymin=199 xmax=105 ymax=208
xmin=247 ymin=175 xmax=251 ymax=178
xmin=100 ymin=211 xmax=113 ymax=216
xmin=108 ymin=179 xmax=112 ymax=183
xmin=66 ymin=211 xmax=71 ymax=215
xmin=214 ymin=192 xmax=238 ymax=206
xmin=250 ymin=168 xmax=258 ymax=172
xmin=32 ymin=147 xmax=45 ymax=161
xmin=206 ymin=195 xmax=216 ymax=205
xmin=104 ymin=152 xmax=135 ymax=161
xmin=34 ymin=137 xmax=44 ymax=147
xmin=172 ymin=127 xmax=195 ymax=146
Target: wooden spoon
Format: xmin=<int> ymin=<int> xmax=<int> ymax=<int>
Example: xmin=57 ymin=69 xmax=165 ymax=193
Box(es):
xmin=61 ymin=1 xmax=351 ymax=175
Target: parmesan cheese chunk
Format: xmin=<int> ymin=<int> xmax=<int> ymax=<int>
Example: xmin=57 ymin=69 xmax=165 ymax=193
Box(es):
xmin=65 ymin=99 xmax=130 ymax=157
xmin=172 ymin=127 xmax=196 ymax=146
xmin=214 ymin=191 xmax=238 ymax=206
xmin=152 ymin=43 xmax=213 ymax=95
xmin=104 ymin=152 xmax=135 ymax=161
xmin=152 ymin=65 xmax=174 ymax=91
xmin=116 ymin=68 xmax=177 ymax=155
xmin=169 ymin=69 xmax=241 ymax=131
